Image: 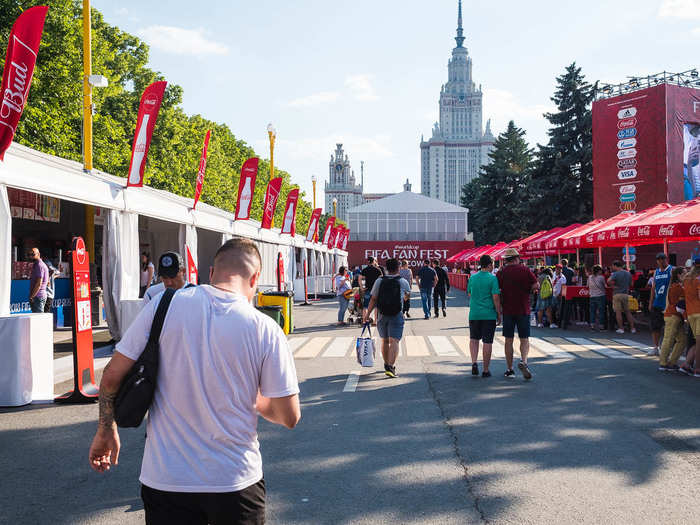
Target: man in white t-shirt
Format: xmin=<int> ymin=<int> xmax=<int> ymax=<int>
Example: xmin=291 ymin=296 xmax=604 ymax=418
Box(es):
xmin=142 ymin=251 xmax=189 ymax=304
xmin=88 ymin=238 xmax=300 ymax=524
xmin=551 ymin=264 xmax=567 ymax=328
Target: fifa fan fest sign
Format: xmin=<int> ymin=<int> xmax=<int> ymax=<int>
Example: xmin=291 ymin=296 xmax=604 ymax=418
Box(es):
xmin=347 ymin=241 xmax=472 ymax=268
xmin=593 ymin=83 xmax=700 ymax=218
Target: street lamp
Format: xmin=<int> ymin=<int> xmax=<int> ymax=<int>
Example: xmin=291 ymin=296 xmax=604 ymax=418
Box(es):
xmin=332 ymin=197 xmax=337 ymax=218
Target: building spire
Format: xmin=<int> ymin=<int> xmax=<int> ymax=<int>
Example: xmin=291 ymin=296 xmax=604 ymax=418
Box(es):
xmin=455 ymin=0 xmax=465 ymax=48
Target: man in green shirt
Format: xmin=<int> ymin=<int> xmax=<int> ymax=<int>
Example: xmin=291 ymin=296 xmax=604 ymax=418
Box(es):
xmin=467 ymin=254 xmax=501 ymax=377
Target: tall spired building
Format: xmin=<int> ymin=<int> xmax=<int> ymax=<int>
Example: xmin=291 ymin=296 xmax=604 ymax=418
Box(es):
xmin=420 ymin=0 xmax=495 ymax=205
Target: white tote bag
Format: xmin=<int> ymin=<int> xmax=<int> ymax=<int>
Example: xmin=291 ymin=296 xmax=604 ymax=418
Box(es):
xmin=356 ymin=323 xmax=376 ymax=367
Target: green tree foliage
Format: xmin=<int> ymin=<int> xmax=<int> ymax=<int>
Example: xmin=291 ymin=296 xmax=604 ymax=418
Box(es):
xmin=0 ymin=0 xmax=314 ymax=231
xmin=460 ymin=121 xmax=534 ymax=245
xmin=528 ymin=63 xmax=595 ymax=230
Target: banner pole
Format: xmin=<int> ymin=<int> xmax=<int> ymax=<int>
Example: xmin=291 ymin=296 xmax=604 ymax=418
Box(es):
xmin=625 ymin=243 xmax=630 ymax=271
xmin=598 ymin=246 xmax=603 ymax=266
xmin=302 ymin=259 xmax=310 ymax=305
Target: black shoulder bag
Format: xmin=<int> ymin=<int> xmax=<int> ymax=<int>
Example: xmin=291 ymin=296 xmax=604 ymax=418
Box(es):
xmin=114 ymin=287 xmax=176 ymax=428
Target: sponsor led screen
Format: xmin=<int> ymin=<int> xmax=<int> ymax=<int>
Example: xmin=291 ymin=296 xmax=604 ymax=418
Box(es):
xmin=683 ymin=123 xmax=700 ymax=200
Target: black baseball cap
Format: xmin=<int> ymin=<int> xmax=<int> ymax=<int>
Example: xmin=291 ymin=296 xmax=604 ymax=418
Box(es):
xmin=158 ymin=251 xmax=184 ymax=278
xmin=656 ymin=252 xmax=667 ymax=259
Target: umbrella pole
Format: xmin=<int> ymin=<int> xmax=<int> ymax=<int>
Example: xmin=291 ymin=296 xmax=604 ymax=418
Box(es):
xmin=625 ymin=243 xmax=630 ymax=271
xmin=558 ymin=250 xmax=561 ymax=263
xmin=663 ymin=239 xmax=668 ymax=257
xmin=576 ymin=248 xmax=580 ymax=266
xmin=598 ymin=246 xmax=603 ymax=266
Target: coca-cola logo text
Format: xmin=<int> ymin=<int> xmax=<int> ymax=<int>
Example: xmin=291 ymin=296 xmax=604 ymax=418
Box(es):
xmin=658 ymin=225 xmax=675 ymax=236
xmin=617 ymin=227 xmax=630 ymax=238
xmin=689 ymin=224 xmax=700 ymax=236
xmin=637 ymin=226 xmax=651 ymax=236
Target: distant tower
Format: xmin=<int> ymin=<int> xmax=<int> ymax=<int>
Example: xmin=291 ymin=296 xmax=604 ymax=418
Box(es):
xmin=325 ymin=144 xmax=364 ymax=223
xmin=419 ymin=0 xmax=495 ymax=204
xmin=404 ymin=179 xmax=412 ymax=192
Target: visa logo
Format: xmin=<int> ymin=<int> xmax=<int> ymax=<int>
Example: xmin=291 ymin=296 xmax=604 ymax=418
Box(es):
xmin=618 ymin=169 xmax=637 ymax=179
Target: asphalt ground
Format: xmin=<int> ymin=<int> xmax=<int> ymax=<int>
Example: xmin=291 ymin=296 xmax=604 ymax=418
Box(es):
xmin=0 ymin=288 xmax=698 ymax=524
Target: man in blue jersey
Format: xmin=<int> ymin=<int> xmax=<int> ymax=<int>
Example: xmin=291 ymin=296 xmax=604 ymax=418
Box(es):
xmin=649 ymin=253 xmax=673 ymax=356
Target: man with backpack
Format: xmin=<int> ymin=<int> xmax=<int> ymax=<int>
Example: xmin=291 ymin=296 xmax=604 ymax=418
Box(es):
xmin=432 ymin=258 xmax=450 ymax=318
xmin=363 ymin=258 xmax=411 ymax=378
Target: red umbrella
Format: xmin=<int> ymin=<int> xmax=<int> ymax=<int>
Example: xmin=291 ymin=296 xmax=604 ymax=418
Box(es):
xmin=585 ymin=203 xmax=673 ymax=247
xmin=459 ymin=244 xmax=492 ymax=263
xmin=452 ymin=246 xmax=481 ymax=263
xmin=611 ymin=198 xmax=700 ymax=244
xmin=447 ymin=248 xmax=472 ymax=263
xmin=548 ymin=220 xmax=602 ymax=251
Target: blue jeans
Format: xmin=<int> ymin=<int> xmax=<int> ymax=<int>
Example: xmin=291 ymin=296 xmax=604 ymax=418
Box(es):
xmin=589 ymin=295 xmax=605 ymax=327
xmin=420 ymin=287 xmax=433 ymax=317
xmin=337 ymin=294 xmax=349 ymax=322
xmin=30 ymin=296 xmax=46 ymax=313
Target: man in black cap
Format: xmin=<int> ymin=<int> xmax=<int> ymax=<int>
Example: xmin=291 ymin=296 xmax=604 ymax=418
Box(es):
xmin=142 ymin=251 xmax=190 ymax=304
xmin=649 ymin=252 xmax=673 ymax=356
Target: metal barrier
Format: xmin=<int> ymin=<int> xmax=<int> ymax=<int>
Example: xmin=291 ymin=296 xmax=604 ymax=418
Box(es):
xmin=449 ymin=272 xmax=468 ymax=291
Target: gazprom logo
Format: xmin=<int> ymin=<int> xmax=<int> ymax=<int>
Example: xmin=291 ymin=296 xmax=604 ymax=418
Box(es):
xmin=617 ymin=128 xmax=637 ymax=139
xmin=617 ymin=138 xmax=637 ymax=149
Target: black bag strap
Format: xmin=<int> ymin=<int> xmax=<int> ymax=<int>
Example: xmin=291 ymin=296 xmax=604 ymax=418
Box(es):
xmin=146 ymin=287 xmax=176 ymax=348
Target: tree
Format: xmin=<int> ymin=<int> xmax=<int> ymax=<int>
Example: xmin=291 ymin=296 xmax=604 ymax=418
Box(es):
xmin=529 ymin=63 xmax=595 ymax=230
xmin=461 ymin=121 xmax=534 ymax=245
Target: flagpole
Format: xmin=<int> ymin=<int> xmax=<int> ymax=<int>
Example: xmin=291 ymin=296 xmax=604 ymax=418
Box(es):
xmin=82 ymin=0 xmax=95 ymax=263
xmin=267 ymin=123 xmax=276 ymax=228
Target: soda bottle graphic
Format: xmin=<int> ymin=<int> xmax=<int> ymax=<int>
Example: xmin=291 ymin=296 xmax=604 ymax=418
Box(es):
xmin=128 ymin=114 xmax=150 ymax=185
xmin=237 ymin=177 xmax=252 ymax=219
xmin=282 ymin=202 xmax=295 ymax=233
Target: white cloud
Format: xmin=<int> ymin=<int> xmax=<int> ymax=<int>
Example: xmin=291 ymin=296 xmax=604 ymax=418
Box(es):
xmin=658 ymin=0 xmax=700 ymax=19
xmin=287 ymin=91 xmax=341 ymax=108
xmin=137 ymin=26 xmax=229 ymax=56
xmin=345 ymin=74 xmax=379 ymax=101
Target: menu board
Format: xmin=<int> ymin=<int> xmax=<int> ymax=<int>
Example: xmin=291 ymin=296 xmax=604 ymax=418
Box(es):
xmin=7 ymin=188 xmax=60 ymax=222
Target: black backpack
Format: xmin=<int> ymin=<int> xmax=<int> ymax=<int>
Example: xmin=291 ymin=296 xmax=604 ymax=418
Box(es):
xmin=114 ymin=287 xmax=176 ymax=428
xmin=377 ymin=277 xmax=402 ymax=316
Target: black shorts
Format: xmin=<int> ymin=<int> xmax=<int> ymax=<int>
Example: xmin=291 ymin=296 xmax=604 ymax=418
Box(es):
xmin=502 ymin=314 xmax=530 ymax=339
xmin=141 ymin=479 xmax=265 ymax=525
xmin=650 ymin=306 xmax=665 ymax=331
xmin=469 ymin=320 xmax=497 ymax=344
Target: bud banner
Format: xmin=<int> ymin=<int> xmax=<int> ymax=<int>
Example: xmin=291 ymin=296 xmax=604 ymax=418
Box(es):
xmin=306 ymin=208 xmax=322 ymax=242
xmin=127 ymin=80 xmax=167 ymax=187
xmin=0 ymin=6 xmax=48 ymax=160
xmin=192 ymin=129 xmax=211 ymax=209
xmin=261 ymin=177 xmax=283 ymax=229
xmin=322 ymin=216 xmax=335 ymax=245
xmin=186 ymin=245 xmax=198 ymax=285
xmin=235 ymin=157 xmax=259 ymax=220
xmin=280 ymin=188 xmax=299 ymax=235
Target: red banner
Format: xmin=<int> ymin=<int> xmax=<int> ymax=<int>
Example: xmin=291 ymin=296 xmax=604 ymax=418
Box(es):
xmin=127 ymin=80 xmax=167 ymax=187
xmin=235 ymin=157 xmax=259 ymax=220
xmin=346 ymin=240 xmax=473 ymax=268
xmin=306 ymin=208 xmax=322 ymax=241
xmin=0 ymin=6 xmax=48 ymax=160
xmin=341 ymin=228 xmax=349 ymax=250
xmin=186 ymin=245 xmax=198 ymax=284
xmin=192 ymin=129 xmax=210 ymax=209
xmin=334 ymin=226 xmax=345 ymax=249
xmin=280 ymin=188 xmax=299 ymax=235
xmin=261 ymin=177 xmax=283 ymax=229
xmin=328 ymin=226 xmax=340 ymax=248
xmin=321 ymin=216 xmax=335 ymax=245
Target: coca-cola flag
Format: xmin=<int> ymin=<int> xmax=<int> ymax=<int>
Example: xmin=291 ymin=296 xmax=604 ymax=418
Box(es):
xmin=186 ymin=245 xmax=198 ymax=285
xmin=341 ymin=228 xmax=350 ymax=250
xmin=0 ymin=6 xmax=48 ymax=160
xmin=321 ymin=216 xmax=335 ymax=245
xmin=261 ymin=177 xmax=282 ymax=229
xmin=328 ymin=226 xmax=341 ymax=249
xmin=235 ymin=157 xmax=259 ymax=220
xmin=127 ymin=80 xmax=167 ymax=187
xmin=192 ymin=129 xmax=211 ymax=209
xmin=280 ymin=189 xmax=299 ymax=235
xmin=306 ymin=208 xmax=322 ymax=242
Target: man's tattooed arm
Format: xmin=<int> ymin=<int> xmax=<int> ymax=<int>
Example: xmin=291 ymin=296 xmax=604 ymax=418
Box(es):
xmin=98 ymin=362 xmax=118 ymax=430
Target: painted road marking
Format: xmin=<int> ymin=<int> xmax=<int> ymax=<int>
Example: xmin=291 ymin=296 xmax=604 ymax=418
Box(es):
xmin=529 ymin=337 xmax=576 ymax=359
xmin=566 ymin=337 xmax=635 ymax=359
xmin=542 ymin=337 xmax=600 ymax=358
xmin=451 ymin=335 xmax=469 ymax=356
xmin=613 ymin=338 xmax=655 ymax=353
xmin=323 ymin=337 xmax=353 ymax=357
xmin=428 ymin=336 xmax=460 ymax=356
xmin=295 ymin=337 xmax=331 ymax=358
xmin=405 ymin=336 xmax=431 ymax=356
xmin=343 ymin=370 xmax=361 ymax=392
xmin=591 ymin=338 xmax=645 ymax=357
xmin=289 ymin=337 xmax=309 ymax=352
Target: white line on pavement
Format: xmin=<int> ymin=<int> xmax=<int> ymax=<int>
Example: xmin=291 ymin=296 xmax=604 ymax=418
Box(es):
xmin=323 ymin=337 xmax=353 ymax=357
xmin=343 ymin=370 xmax=361 ymax=392
xmin=288 ymin=337 xmax=309 ymax=352
xmin=613 ymin=338 xmax=654 ymax=353
xmin=565 ymin=337 xmax=635 ymax=359
xmin=529 ymin=338 xmax=577 ymax=359
xmin=428 ymin=336 xmax=460 ymax=356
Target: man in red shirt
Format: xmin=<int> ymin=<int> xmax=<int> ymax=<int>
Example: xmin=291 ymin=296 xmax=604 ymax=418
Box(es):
xmin=497 ymin=248 xmax=538 ymax=379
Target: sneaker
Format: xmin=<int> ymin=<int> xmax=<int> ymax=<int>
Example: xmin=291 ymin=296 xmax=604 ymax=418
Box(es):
xmin=616 ymin=328 xmax=625 ymax=334
xmin=679 ymin=366 xmax=693 ymax=376
xmin=518 ymin=361 xmax=532 ymax=380
xmin=504 ymin=369 xmax=515 ymax=378
xmin=658 ymin=365 xmax=669 ymax=371
xmin=424 ymin=315 xmax=430 ymax=320
xmin=694 ymin=371 xmax=700 ymax=378
xmin=384 ymin=364 xmax=397 ymax=378
xmin=631 ymin=328 xmax=637 ymax=334
xmin=550 ymin=323 xmax=558 ymax=329
xmin=434 ymin=313 xmax=439 ymax=318
xmin=537 ymin=323 xmax=544 ymax=328
xmin=405 ymin=312 xmax=410 ymax=318
xmin=482 ymin=370 xmax=491 ymax=378
xmin=646 ymin=347 xmax=659 ymax=356
xmin=471 ymin=363 xmax=479 ymax=376
xmin=442 ymin=308 xmax=447 ymax=317
xmin=666 ymin=364 xmax=680 ymax=372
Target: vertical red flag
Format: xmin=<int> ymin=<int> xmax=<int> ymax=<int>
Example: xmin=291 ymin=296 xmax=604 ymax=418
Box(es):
xmin=127 ymin=80 xmax=167 ymax=187
xmin=280 ymin=189 xmax=300 ymax=235
xmin=328 ymin=226 xmax=340 ymax=248
xmin=235 ymin=158 xmax=259 ymax=220
xmin=185 ymin=245 xmax=198 ymax=284
xmin=306 ymin=208 xmax=322 ymax=242
xmin=261 ymin=177 xmax=283 ymax=229
xmin=321 ymin=216 xmax=335 ymax=245
xmin=0 ymin=6 xmax=48 ymax=160
xmin=342 ymin=229 xmax=349 ymax=250
xmin=192 ymin=130 xmax=211 ymax=209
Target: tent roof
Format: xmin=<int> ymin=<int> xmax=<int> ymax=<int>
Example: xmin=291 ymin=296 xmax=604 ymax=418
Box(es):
xmin=348 ymin=191 xmax=469 ymax=214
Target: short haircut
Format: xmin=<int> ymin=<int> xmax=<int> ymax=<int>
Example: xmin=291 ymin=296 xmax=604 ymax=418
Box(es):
xmin=338 ymin=265 xmax=346 ymax=275
xmin=214 ymin=238 xmax=262 ymax=279
xmin=367 ymin=256 xmax=375 ymax=264
xmin=479 ymin=254 xmax=492 ymax=268
xmin=386 ymin=258 xmax=399 ymax=273
xmin=561 ymin=259 xmax=568 ymax=266
xmin=423 ymin=259 xmax=430 ymax=265
xmin=612 ymin=260 xmax=623 ymax=268
xmin=431 ymin=258 xmax=439 ymax=265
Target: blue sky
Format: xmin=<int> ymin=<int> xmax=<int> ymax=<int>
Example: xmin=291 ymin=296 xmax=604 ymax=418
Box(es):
xmin=92 ymin=0 xmax=700 ymax=207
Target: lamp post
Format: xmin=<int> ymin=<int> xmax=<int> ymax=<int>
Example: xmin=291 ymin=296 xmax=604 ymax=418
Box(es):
xmin=267 ymin=123 xmax=276 ymax=227
xmin=332 ymin=197 xmax=337 ymax=218
xmin=311 ymin=174 xmax=317 ymax=242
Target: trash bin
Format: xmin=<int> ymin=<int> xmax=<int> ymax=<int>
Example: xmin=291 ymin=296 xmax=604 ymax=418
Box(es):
xmin=257 ymin=290 xmax=294 ymax=334
xmin=256 ymin=305 xmax=284 ymax=330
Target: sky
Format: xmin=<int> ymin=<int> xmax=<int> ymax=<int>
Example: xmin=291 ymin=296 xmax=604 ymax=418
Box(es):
xmin=92 ymin=0 xmax=700 ymax=208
